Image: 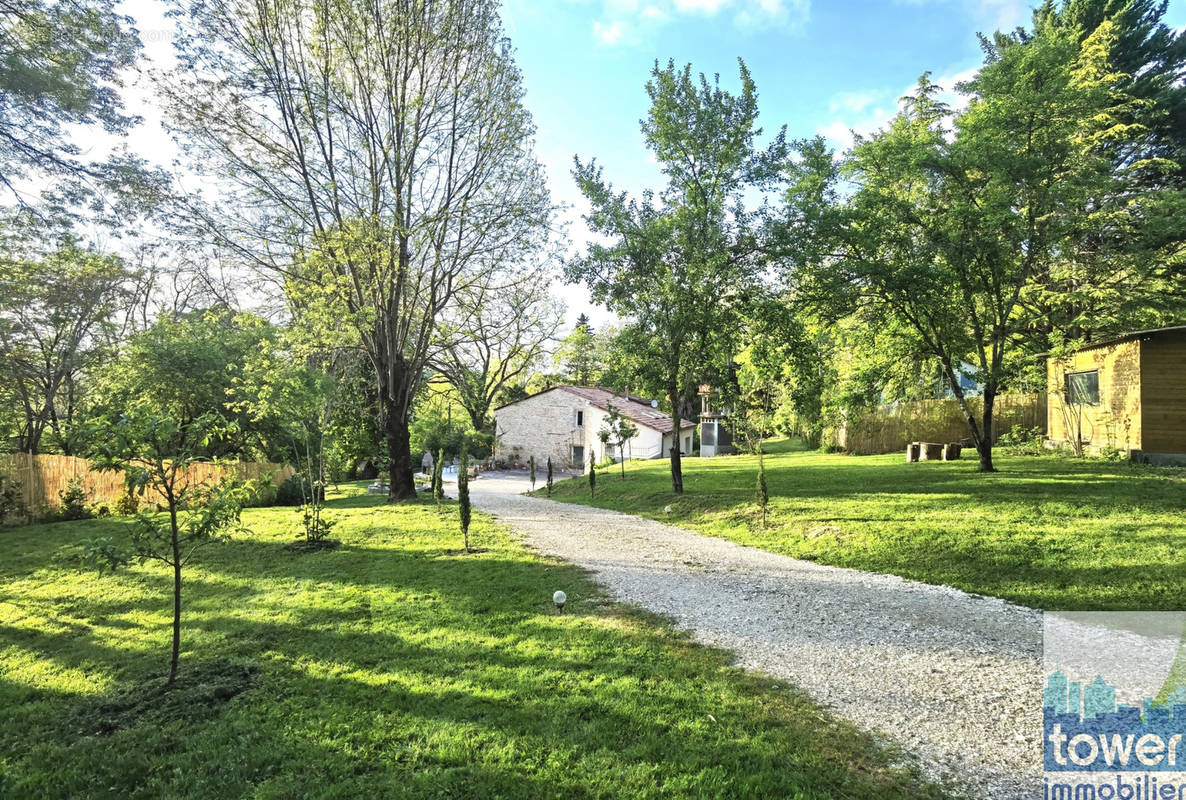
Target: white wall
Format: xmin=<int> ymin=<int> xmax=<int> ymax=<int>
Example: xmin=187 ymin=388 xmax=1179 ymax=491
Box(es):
xmin=583 ymin=406 xmax=665 ymax=461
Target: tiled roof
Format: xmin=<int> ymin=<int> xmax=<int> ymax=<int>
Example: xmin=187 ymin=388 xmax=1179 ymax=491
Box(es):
xmin=555 ymin=386 xmax=695 ymax=434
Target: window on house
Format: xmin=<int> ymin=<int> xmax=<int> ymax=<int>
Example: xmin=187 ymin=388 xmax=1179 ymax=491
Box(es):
xmin=1065 ymin=370 xmax=1100 ymax=406
xmin=572 ymin=445 xmax=584 ymax=465
xmin=684 ymin=436 xmax=691 ymax=452
xmin=575 ymin=410 xmax=584 ymax=427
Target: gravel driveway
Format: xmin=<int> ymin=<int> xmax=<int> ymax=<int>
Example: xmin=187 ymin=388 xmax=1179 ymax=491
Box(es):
xmin=469 ymin=471 xmax=1042 ymax=800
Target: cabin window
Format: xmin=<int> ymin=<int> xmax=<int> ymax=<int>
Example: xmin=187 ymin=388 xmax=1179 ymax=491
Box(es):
xmin=1065 ymin=370 xmax=1100 ymax=406
xmin=575 ymin=410 xmax=584 ymax=427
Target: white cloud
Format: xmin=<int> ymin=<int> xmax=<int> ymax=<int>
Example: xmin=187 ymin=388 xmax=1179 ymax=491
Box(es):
xmin=735 ymin=0 xmax=809 ymax=31
xmin=673 ymin=0 xmax=729 ymax=13
xmin=588 ymin=0 xmax=810 ymax=46
xmin=890 ymin=0 xmax=1030 ymax=32
xmin=974 ymin=0 xmax=1030 ymax=31
xmin=593 ymin=19 xmax=627 ymax=44
xmin=816 ymin=63 xmax=984 ymax=151
xmin=828 ymin=90 xmax=877 ymax=114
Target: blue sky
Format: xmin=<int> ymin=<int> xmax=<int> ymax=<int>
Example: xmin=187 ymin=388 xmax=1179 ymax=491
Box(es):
xmin=114 ymin=0 xmax=1186 ymax=325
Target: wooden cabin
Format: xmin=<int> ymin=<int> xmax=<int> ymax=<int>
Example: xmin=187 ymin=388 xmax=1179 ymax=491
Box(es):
xmin=1047 ymin=325 xmax=1186 ymax=463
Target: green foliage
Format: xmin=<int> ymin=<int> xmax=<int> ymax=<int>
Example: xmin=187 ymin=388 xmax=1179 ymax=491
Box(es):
xmin=295 ymin=502 xmax=335 ymax=546
xmin=435 ymin=275 xmax=561 ymax=434
xmin=598 ymin=403 xmax=639 ymax=480
xmin=554 ymin=315 xmax=601 ymax=385
xmin=55 ymin=477 xmax=91 ymax=521
xmin=528 ymin=455 xmax=536 ymax=490
xmin=546 ymin=456 xmax=553 ymax=497
xmin=0 ymin=0 xmax=145 ymax=203
xmin=85 ymin=405 xmax=252 ymax=682
xmin=274 ymin=473 xmax=324 ymax=507
xmin=458 ymin=447 xmax=471 ymax=552
xmin=788 ymin=15 xmax=1186 ymax=472
xmin=589 ymin=453 xmax=596 ymax=498
xmin=569 ymin=59 xmax=788 ymax=493
xmin=0 ymin=474 xmax=24 ymax=524
xmin=411 ymin=381 xmax=486 ymax=467
xmin=166 ymin=0 xmax=551 ymax=501
xmin=996 ymin=425 xmax=1048 ymax=457
xmin=0 ymin=238 xmax=132 ymax=454
xmin=88 ymin=310 xmax=285 ymax=460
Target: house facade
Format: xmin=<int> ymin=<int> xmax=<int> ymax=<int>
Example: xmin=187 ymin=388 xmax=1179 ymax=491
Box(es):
xmin=494 ymin=386 xmax=696 ymax=469
xmin=1047 ymin=325 xmax=1186 ymax=462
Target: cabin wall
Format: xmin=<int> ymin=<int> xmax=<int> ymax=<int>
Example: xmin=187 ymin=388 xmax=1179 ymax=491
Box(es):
xmin=1047 ymin=340 xmax=1142 ymax=452
xmin=1139 ymin=332 xmax=1186 ymax=455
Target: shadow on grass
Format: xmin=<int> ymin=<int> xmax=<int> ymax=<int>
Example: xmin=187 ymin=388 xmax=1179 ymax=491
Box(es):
xmin=0 ymin=509 xmax=950 ymax=799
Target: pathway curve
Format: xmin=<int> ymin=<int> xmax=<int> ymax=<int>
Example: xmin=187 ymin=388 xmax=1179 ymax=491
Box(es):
xmin=469 ymin=471 xmax=1042 ymax=800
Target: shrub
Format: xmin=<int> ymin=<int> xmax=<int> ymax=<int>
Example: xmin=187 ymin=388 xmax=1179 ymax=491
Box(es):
xmin=114 ymin=490 xmax=140 ymax=516
xmin=275 ymin=473 xmax=324 ymax=506
xmin=57 ymin=477 xmax=92 ymax=521
xmin=0 ymin=475 xmax=24 ymax=525
xmin=997 ymin=425 xmax=1046 ymax=457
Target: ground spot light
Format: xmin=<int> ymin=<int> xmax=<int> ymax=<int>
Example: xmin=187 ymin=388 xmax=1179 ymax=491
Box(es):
xmin=553 ymin=590 xmax=566 ymax=613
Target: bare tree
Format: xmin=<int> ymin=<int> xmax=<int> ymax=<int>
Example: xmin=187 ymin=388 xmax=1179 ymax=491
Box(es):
xmin=432 ymin=271 xmax=562 ymax=435
xmin=161 ymin=0 xmax=552 ymax=499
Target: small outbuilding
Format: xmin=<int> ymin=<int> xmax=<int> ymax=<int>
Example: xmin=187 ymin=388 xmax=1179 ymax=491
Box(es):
xmin=1047 ymin=325 xmax=1186 ymax=462
xmin=494 ymin=386 xmax=696 ymax=469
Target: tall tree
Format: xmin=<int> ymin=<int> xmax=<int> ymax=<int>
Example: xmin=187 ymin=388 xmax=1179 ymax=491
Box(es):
xmin=0 ymin=239 xmax=131 ymax=453
xmin=0 ymin=0 xmax=140 ymax=200
xmin=1040 ymin=0 xmax=1186 ymax=186
xmin=553 ymin=314 xmax=601 ymax=385
xmin=790 ymin=20 xmax=1185 ymax=472
xmin=162 ymin=0 xmax=552 ymax=500
xmin=1014 ymin=2 xmax=1186 ymax=348
xmin=87 ymin=310 xmax=289 ymax=460
xmin=568 ymin=59 xmax=788 ymax=493
xmin=434 ymin=272 xmax=562 ymax=433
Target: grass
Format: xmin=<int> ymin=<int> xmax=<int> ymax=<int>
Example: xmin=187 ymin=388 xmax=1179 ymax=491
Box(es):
xmin=0 ymin=482 xmax=947 ymax=799
xmin=543 ymin=439 xmax=1186 ymax=611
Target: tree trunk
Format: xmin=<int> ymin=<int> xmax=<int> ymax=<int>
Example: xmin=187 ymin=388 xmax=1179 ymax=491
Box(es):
xmin=384 ymin=403 xmax=417 ymax=501
xmin=977 ymin=390 xmax=997 ymax=473
xmin=667 ymin=386 xmax=684 ymax=494
xmin=168 ymin=509 xmax=182 ymax=685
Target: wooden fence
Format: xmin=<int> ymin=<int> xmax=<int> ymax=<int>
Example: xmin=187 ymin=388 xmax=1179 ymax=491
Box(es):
xmin=831 ymin=393 xmax=1047 ymax=455
xmin=0 ymin=453 xmax=294 ymax=524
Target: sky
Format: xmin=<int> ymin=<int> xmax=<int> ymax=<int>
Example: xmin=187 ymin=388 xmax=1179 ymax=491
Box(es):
xmin=112 ymin=0 xmax=1186 ymax=328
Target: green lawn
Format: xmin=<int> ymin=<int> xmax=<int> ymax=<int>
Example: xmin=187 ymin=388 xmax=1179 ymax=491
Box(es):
xmin=545 ymin=440 xmax=1186 ymax=611
xmin=0 ymin=483 xmax=945 ymax=799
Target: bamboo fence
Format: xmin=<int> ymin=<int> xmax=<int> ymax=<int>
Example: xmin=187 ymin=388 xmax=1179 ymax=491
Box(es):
xmin=832 ymin=393 xmax=1046 ymax=455
xmin=0 ymin=453 xmax=294 ymax=524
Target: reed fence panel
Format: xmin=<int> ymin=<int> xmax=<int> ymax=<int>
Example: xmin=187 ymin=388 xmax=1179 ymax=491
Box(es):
xmin=832 ymin=393 xmax=1046 ymax=455
xmin=0 ymin=453 xmax=293 ymax=523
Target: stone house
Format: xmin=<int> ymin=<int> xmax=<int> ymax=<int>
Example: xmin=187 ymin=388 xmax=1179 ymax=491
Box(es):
xmin=494 ymin=386 xmax=696 ymax=469
xmin=1047 ymin=325 xmax=1186 ymax=462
